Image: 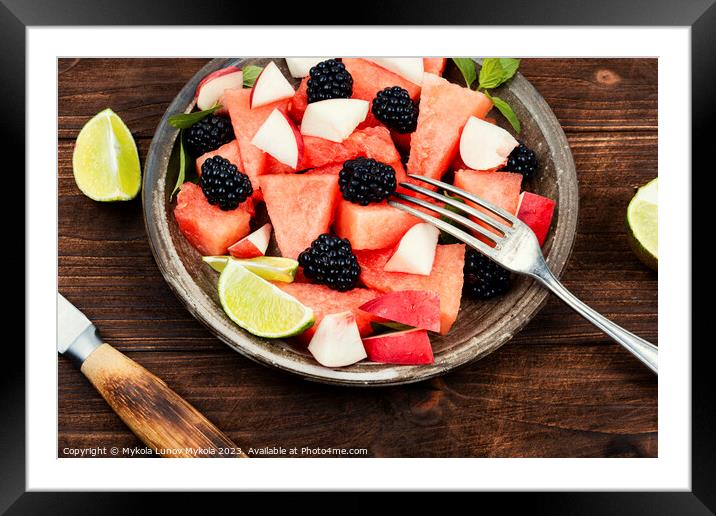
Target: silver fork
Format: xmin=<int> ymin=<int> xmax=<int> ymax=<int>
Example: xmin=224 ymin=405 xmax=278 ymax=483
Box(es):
xmin=390 ymin=174 xmax=658 ymax=374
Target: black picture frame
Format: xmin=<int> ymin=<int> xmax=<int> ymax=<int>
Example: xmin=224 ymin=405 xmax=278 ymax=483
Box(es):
xmin=7 ymin=0 xmax=709 ymax=512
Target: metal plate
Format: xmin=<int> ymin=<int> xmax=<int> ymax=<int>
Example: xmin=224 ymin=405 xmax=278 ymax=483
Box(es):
xmin=143 ymin=58 xmax=578 ymax=386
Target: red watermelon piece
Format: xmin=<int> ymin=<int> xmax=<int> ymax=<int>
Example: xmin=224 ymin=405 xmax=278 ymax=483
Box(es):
xmin=362 ymin=329 xmax=434 ymax=365
xmin=259 ymin=174 xmax=339 ymax=259
xmin=355 ymin=244 xmax=466 ymax=334
xmin=195 ymin=140 xmax=242 ymax=175
xmin=223 ymin=88 xmax=290 ymax=191
xmin=517 ymin=191 xmax=556 ymax=246
xmin=423 ymin=58 xmax=447 ymax=76
xmin=356 ymin=111 xmax=382 ymax=130
xmin=273 ymin=282 xmax=379 ymax=344
xmin=359 ymin=290 xmax=441 ymax=333
xmin=343 ymin=58 xmax=421 ymax=101
xmin=264 ymin=154 xmax=299 ymax=175
xmin=173 ymin=182 xmax=253 ymax=256
xmin=453 ymin=170 xmax=522 ymax=239
xmin=302 ymin=126 xmax=402 ymax=170
xmin=288 ymin=77 xmax=309 ymax=123
xmin=305 ymin=163 xmax=344 ymax=175
xmin=407 ymin=73 xmax=492 ymax=181
xmin=334 ymin=199 xmax=421 ymax=250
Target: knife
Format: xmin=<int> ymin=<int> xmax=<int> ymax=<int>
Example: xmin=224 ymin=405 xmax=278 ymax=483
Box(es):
xmin=58 ymin=293 xmax=246 ymax=458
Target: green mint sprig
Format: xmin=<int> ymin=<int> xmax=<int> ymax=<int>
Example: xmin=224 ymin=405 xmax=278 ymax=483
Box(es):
xmin=485 ymin=92 xmax=521 ymax=134
xmin=170 ymin=130 xmax=191 ymax=201
xmin=242 ymin=65 xmax=263 ymax=87
xmin=451 ymin=58 xmax=477 ymax=88
xmin=168 ymin=104 xmax=222 ymax=129
xmin=450 ymin=57 xmax=522 ymax=133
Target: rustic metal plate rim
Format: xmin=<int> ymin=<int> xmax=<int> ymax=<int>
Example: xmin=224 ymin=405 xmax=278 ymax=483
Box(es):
xmin=142 ymin=58 xmax=578 ymax=387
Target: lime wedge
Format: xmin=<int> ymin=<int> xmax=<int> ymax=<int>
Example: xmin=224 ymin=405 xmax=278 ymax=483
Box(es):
xmin=72 ymin=108 xmax=141 ymax=201
xmin=626 ymin=177 xmax=658 ymax=271
xmin=218 ymin=260 xmax=314 ymax=338
xmin=202 ymin=256 xmax=298 ymax=282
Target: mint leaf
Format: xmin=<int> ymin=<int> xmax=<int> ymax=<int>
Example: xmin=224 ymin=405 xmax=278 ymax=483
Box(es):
xmin=498 ymin=58 xmax=520 ymax=81
xmin=478 ymin=58 xmax=521 ymax=90
xmin=168 ymin=105 xmax=221 ymax=129
xmin=242 ymin=65 xmax=263 ymax=87
xmin=451 ymin=58 xmax=477 ymax=88
xmin=478 ymin=58 xmax=506 ymax=89
xmin=487 ymin=93 xmax=521 ymax=134
xmin=170 ymin=130 xmax=190 ymax=201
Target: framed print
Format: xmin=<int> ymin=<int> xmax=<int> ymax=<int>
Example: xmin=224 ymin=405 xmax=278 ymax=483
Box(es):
xmin=7 ymin=0 xmax=710 ymax=512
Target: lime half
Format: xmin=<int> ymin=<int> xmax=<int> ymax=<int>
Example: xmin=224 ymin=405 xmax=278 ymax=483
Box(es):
xmin=218 ymin=260 xmax=314 ymax=338
xmin=72 ymin=108 xmax=141 ymax=201
xmin=626 ymin=178 xmax=658 ymax=271
xmin=203 ymin=256 xmax=298 ymax=283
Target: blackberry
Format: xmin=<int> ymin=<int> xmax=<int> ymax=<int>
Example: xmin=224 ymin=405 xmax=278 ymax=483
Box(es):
xmin=185 ymin=115 xmax=234 ymax=156
xmin=339 ymin=157 xmax=397 ymax=206
xmin=371 ymin=86 xmax=419 ymax=134
xmin=505 ymin=143 xmax=538 ymax=180
xmin=463 ymin=248 xmax=511 ymax=299
xmin=298 ymin=234 xmax=361 ymax=292
xmin=307 ymin=59 xmax=353 ymax=104
xmin=200 ymin=156 xmax=253 ymax=211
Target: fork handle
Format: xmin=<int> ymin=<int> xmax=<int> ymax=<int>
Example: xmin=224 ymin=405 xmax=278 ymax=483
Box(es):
xmin=533 ymin=265 xmax=658 ymax=374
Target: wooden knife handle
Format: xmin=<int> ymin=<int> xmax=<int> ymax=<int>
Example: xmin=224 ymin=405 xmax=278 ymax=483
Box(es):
xmin=80 ymin=343 xmax=246 ymax=458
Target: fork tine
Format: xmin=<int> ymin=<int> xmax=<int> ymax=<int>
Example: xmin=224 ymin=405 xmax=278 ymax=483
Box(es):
xmin=392 ymin=192 xmax=501 ymax=246
xmin=406 ymin=174 xmax=518 ymax=223
xmin=398 ymin=182 xmax=512 ymax=236
xmin=387 ymin=200 xmax=499 ymax=259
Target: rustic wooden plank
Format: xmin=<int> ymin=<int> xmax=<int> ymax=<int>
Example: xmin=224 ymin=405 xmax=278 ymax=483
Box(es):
xmin=518 ymin=58 xmax=657 ymax=132
xmin=58 ymin=58 xmax=207 ymax=140
xmin=58 ymin=349 xmax=656 ymax=458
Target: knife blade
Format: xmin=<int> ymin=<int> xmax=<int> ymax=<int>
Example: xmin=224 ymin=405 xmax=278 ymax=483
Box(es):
xmin=58 ymin=293 xmax=103 ymax=364
xmin=58 ymin=293 xmax=245 ymax=458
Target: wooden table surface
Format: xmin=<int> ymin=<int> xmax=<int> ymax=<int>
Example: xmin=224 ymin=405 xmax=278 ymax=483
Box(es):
xmin=58 ymin=58 xmax=658 ymax=458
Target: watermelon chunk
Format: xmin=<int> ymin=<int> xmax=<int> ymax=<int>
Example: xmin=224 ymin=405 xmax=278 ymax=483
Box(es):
xmin=305 ymin=163 xmax=344 ymax=175
xmin=343 ymin=58 xmax=421 ymax=102
xmin=333 ymin=199 xmax=421 ymax=250
xmin=223 ymin=88 xmax=290 ymax=190
xmin=259 ymin=174 xmax=339 ymax=259
xmin=362 ymin=329 xmax=434 ymax=365
xmin=359 ymin=290 xmax=441 ymax=332
xmin=517 ymin=191 xmax=556 ymax=246
xmin=453 ymin=170 xmax=522 ymax=238
xmin=355 ymin=244 xmax=466 ymax=334
xmin=195 ymin=140 xmax=242 ymax=175
xmin=173 ymin=182 xmax=253 ymax=256
xmin=302 ymin=126 xmax=402 ymax=170
xmin=264 ymin=154 xmax=299 ymax=175
xmin=288 ymin=77 xmax=309 ymax=123
xmin=407 ymin=73 xmax=492 ymax=181
xmin=272 ymin=282 xmax=379 ymax=344
xmin=423 ymin=58 xmax=447 ymax=76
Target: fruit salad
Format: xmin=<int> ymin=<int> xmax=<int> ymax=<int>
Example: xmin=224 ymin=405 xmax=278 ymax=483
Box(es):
xmin=171 ymin=57 xmax=556 ymax=368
